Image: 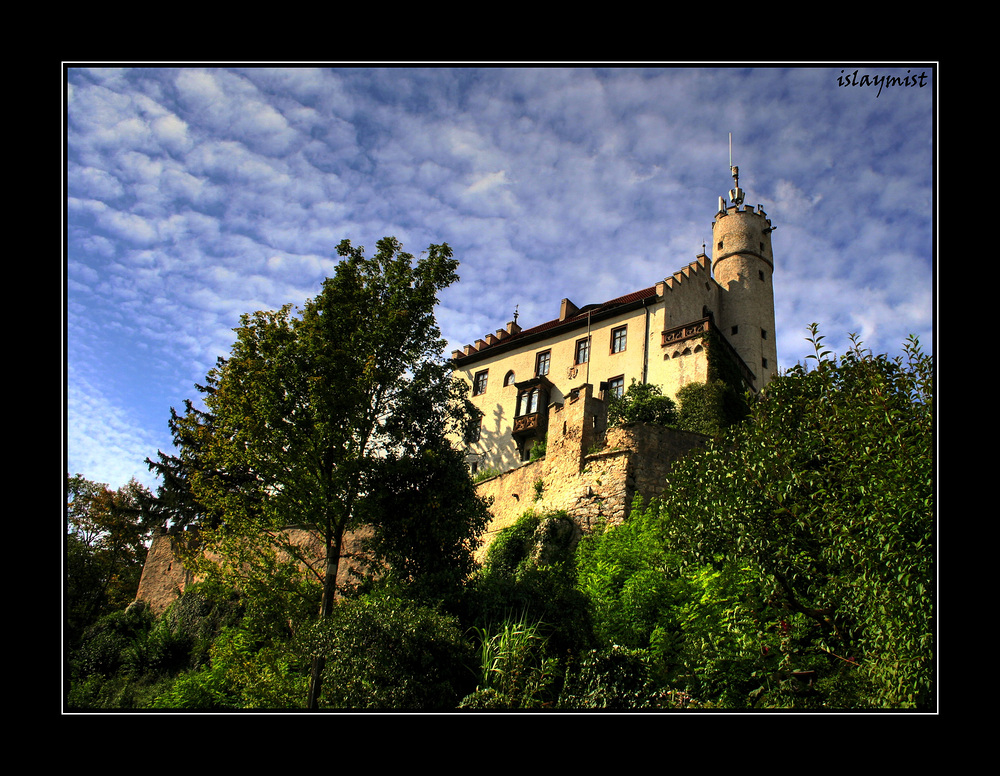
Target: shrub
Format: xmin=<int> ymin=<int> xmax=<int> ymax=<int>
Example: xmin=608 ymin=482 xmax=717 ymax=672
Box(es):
xmin=608 ymin=380 xmax=678 ymax=428
xmin=302 ymin=591 xmax=475 ymax=710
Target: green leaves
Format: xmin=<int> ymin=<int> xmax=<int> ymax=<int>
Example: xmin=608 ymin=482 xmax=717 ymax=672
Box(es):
xmin=607 ymin=380 xmax=678 ymax=428
xmin=574 ymin=327 xmax=933 ymax=708
xmin=658 ymin=327 xmax=934 ymax=708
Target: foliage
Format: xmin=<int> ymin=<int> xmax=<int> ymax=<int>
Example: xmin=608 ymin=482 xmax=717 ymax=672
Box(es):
xmin=461 ymin=615 xmax=558 ymax=709
xmin=144 ymin=397 xmax=232 ymax=531
xmin=354 ymin=440 xmax=491 ymax=606
xmin=462 ymin=511 xmax=593 ymax=661
xmin=66 ymin=474 xmax=155 ymax=642
xmin=576 ymin=505 xmax=686 ymax=653
xmin=172 ymin=236 xmax=486 ymax=707
xmin=558 ymin=647 xmax=682 ymax=709
xmin=67 ymin=579 xmax=313 ymax=710
xmin=658 ymin=326 xmax=934 ymax=708
xmin=675 ymin=379 xmax=746 ymax=436
xmin=66 ymin=602 xmax=193 ymax=709
xmin=607 ymin=380 xmax=678 ymax=428
xmin=301 ymin=591 xmax=475 ymax=710
xmin=472 ymin=466 xmax=503 ymax=483
xmin=155 ymin=581 xmax=246 ymax=668
xmin=152 ymin=626 xmax=308 ymax=710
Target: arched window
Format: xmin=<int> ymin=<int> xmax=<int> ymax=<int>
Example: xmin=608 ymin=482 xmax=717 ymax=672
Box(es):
xmin=505 ymin=370 xmax=516 ymax=386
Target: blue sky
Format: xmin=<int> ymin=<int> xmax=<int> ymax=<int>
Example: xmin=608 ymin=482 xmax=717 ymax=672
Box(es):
xmin=64 ymin=65 xmax=936 ymax=491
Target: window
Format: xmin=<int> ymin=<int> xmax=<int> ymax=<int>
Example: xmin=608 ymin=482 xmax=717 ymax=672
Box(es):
xmin=464 ymin=408 xmax=483 ymax=444
xmin=535 ymin=350 xmax=551 ymax=377
xmin=504 ymin=370 xmax=516 ymax=386
xmin=761 ymin=329 xmax=767 ymax=339
xmin=515 ymin=385 xmax=547 ymax=418
xmin=607 ymin=375 xmax=625 ymax=400
xmin=473 ymin=369 xmax=488 ymax=396
xmin=731 ymin=325 xmax=739 ymax=335
xmin=611 ymin=325 xmax=627 ymax=353
xmin=517 ymin=388 xmax=541 ymax=417
xmin=575 ymin=337 xmax=590 ymax=365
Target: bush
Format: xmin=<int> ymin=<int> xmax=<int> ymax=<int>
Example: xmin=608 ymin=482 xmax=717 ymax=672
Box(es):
xmin=152 ymin=627 xmax=307 ymax=710
xmin=463 ymin=511 xmax=593 ymax=659
xmin=660 ymin=327 xmax=934 ymax=708
xmin=675 ymin=379 xmax=747 ymax=436
xmin=607 ymin=380 xmax=677 ymax=428
xmin=558 ymin=647 xmax=681 ymax=709
xmin=302 ymin=591 xmax=475 ymax=710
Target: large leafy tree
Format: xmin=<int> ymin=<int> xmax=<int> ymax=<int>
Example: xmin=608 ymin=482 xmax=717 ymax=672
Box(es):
xmin=659 ymin=326 xmax=934 ymax=708
xmin=181 ymin=237 xmax=487 ymax=708
xmin=575 ymin=327 xmax=934 ymax=709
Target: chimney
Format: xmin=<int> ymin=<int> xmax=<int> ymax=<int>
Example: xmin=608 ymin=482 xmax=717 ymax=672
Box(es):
xmin=559 ymin=298 xmax=579 ymax=321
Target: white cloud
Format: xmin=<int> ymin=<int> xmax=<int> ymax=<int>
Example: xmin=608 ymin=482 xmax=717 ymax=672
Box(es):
xmin=65 ymin=65 xmax=935 ymax=489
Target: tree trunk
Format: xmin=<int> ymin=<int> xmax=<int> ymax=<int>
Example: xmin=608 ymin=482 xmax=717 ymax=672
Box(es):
xmin=307 ymin=525 xmax=343 ymax=709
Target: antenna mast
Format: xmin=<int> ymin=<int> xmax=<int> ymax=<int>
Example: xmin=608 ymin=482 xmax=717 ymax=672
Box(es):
xmin=728 ymin=132 xmax=745 ymax=207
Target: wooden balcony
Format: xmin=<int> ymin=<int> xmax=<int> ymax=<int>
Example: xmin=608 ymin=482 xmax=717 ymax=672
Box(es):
xmin=512 ymin=412 xmax=542 ymax=437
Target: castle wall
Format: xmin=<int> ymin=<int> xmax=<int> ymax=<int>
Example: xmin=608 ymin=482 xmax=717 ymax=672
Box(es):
xmin=472 ymin=383 xmax=706 ymax=561
xmin=135 ymin=524 xmax=370 ymax=616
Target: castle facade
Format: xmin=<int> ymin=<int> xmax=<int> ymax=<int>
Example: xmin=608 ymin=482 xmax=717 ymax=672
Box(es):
xmin=452 ymin=167 xmax=778 ymax=475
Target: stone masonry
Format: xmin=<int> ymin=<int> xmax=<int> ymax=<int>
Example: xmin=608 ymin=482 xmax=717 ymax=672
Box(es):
xmin=473 ymin=382 xmax=706 ymax=559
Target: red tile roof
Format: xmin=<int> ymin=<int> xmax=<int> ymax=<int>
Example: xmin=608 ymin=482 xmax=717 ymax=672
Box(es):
xmin=454 ymin=285 xmax=659 ymax=363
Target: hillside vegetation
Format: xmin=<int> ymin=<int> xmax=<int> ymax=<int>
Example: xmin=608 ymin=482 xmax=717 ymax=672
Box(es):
xmin=66 ymin=324 xmax=933 ymax=711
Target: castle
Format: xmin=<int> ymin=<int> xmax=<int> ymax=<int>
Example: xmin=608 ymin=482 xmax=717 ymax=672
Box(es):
xmin=135 ymin=163 xmax=779 ymax=612
xmin=451 ymin=163 xmax=777 ymax=475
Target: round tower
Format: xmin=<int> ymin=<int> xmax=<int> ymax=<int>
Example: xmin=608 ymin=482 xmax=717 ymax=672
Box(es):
xmin=711 ymin=164 xmax=778 ymax=390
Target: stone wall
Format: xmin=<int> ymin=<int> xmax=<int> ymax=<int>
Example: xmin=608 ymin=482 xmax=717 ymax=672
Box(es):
xmin=135 ymin=524 xmax=371 ymax=616
xmin=473 ymin=383 xmax=706 ymax=561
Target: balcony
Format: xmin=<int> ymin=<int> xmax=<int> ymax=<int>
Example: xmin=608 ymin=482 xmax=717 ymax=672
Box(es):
xmin=512 ymin=412 xmax=542 ymax=437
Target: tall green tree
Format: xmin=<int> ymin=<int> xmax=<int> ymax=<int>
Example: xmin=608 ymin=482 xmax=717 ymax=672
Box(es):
xmin=183 ymin=237 xmax=487 ymax=708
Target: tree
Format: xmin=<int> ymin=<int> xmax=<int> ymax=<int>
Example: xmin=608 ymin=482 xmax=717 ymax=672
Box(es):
xmin=658 ymin=326 xmax=934 ymax=708
xmin=355 ymin=440 xmax=490 ymax=606
xmin=181 ymin=237 xmax=488 ymax=708
xmin=607 ymin=380 xmax=678 ymax=428
xmin=66 ymin=474 xmax=154 ymax=641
